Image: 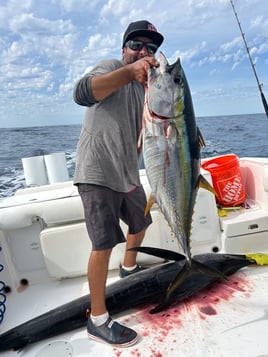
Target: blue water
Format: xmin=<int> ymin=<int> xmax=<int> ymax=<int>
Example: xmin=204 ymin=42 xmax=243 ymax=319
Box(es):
xmin=0 ymin=113 xmax=268 ymax=198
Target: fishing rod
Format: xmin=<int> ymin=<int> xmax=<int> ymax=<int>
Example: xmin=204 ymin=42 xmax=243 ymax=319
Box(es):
xmin=230 ymin=0 xmax=268 ymax=118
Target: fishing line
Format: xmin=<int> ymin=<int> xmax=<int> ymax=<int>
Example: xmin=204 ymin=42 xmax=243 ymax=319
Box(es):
xmin=229 ymin=0 xmax=268 ymax=118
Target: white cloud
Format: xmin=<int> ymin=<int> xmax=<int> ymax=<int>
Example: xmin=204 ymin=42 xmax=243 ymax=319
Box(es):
xmin=10 ymin=13 xmax=74 ymax=35
xmin=101 ymin=0 xmax=131 ymax=17
xmin=0 ymin=0 xmax=267 ymax=127
xmin=0 ymin=0 xmax=32 ymax=28
xmin=59 ymin=0 xmax=99 ymax=13
xmin=220 ymin=37 xmax=242 ymax=53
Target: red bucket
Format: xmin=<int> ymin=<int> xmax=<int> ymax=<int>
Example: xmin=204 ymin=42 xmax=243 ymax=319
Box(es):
xmin=201 ymin=154 xmax=246 ymax=207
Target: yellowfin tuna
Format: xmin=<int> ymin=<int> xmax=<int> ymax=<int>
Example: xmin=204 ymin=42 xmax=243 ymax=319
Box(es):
xmin=141 ymin=52 xmax=225 ymax=311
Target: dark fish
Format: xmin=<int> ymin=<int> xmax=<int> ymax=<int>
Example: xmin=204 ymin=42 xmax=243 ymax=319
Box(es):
xmin=0 ymin=248 xmax=256 ymax=353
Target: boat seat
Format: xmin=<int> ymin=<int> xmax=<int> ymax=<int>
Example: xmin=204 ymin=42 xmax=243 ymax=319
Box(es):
xmin=0 ymin=182 xmax=84 ymax=230
xmin=40 ymin=210 xmax=168 ymax=278
xmin=0 ymin=171 xmax=153 ymax=231
xmin=239 ymin=158 xmax=268 ymax=210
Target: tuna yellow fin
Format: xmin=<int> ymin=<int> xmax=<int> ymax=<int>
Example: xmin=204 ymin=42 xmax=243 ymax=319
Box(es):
xmin=199 ymin=174 xmax=217 ymax=196
xmin=144 ymin=192 xmax=157 ymax=216
xmin=245 ymin=253 xmax=268 ymax=265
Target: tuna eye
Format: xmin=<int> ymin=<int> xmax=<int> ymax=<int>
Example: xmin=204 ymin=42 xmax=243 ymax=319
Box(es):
xmin=174 ymin=75 xmax=183 ymax=85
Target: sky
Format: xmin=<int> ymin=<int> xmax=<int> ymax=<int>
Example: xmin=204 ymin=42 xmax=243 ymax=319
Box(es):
xmin=0 ymin=0 xmax=267 ymax=128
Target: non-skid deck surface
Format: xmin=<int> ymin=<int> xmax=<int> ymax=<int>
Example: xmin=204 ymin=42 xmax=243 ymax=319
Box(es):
xmin=2 ymin=266 xmax=268 ymax=357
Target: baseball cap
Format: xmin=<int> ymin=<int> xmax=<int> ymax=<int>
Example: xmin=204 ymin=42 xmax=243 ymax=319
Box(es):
xmin=122 ymin=20 xmax=164 ymax=48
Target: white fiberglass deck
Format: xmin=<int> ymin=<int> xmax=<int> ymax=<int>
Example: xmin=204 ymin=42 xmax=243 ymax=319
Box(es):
xmin=1 ymin=156 xmax=268 ymax=356
xmin=1 ymin=263 xmax=268 ymax=357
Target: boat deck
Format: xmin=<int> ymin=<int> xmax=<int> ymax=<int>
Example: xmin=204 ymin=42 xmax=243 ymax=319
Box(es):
xmin=1 ymin=263 xmax=268 ymax=357
xmin=1 ymin=156 xmax=268 ymax=356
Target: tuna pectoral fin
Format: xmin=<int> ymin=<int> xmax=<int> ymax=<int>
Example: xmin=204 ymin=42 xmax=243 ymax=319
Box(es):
xmin=144 ymin=193 xmax=157 ymax=216
xmin=128 ymin=246 xmax=186 ymax=261
xmin=199 ymin=174 xmax=217 ymax=196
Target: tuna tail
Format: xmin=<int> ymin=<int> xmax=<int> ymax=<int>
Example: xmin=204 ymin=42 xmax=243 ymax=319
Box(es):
xmin=129 ymin=247 xmax=227 ymax=312
xmin=150 ymin=260 xmax=191 ymax=313
xmin=191 ymin=258 xmax=229 ymax=280
xmin=149 ymin=257 xmax=229 ymax=314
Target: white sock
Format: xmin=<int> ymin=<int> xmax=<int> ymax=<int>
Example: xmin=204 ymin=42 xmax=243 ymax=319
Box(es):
xmin=91 ymin=311 xmax=109 ymax=326
xmin=122 ymin=264 xmax=137 ymax=271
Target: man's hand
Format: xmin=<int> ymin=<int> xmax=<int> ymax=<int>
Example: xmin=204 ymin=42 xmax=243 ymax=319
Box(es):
xmin=91 ymin=57 xmax=159 ymax=101
xmin=127 ymin=56 xmax=159 ymax=85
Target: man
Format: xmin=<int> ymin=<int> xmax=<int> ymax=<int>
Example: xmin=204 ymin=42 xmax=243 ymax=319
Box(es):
xmin=73 ymin=20 xmax=164 ymax=347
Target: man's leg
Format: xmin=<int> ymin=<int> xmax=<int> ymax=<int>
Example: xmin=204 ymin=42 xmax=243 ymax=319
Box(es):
xmin=88 ymin=248 xmax=111 ymax=316
xmin=122 ymin=228 xmax=146 ymax=268
xmin=78 ymin=184 xmax=138 ymax=346
xmin=87 ymin=248 xmax=138 ymax=347
xmin=120 ymin=185 xmax=152 ymax=271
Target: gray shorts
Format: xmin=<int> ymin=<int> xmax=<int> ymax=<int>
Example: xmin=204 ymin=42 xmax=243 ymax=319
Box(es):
xmin=77 ymin=184 xmax=152 ymax=250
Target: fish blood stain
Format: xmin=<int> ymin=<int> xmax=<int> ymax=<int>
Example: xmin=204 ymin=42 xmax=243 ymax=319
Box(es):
xmin=199 ymin=305 xmax=217 ymax=315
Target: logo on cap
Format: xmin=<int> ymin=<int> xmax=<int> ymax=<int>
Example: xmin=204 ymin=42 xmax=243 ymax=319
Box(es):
xmin=147 ymin=23 xmax=157 ymax=32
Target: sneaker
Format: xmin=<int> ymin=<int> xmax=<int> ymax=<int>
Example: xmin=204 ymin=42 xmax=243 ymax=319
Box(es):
xmin=119 ymin=264 xmax=147 ymax=278
xmin=87 ymin=316 xmax=138 ymax=347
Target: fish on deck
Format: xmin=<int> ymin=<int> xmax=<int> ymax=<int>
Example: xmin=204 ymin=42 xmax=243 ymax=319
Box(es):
xmin=0 ymin=249 xmax=264 ymax=353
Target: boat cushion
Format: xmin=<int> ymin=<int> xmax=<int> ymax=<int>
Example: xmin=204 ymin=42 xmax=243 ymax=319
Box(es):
xmin=0 ymin=171 xmax=152 ymax=230
xmin=40 ymin=210 xmax=166 ymax=278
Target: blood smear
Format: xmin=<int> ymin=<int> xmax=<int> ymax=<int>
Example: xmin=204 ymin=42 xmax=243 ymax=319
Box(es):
xmin=113 ymin=274 xmax=254 ymax=357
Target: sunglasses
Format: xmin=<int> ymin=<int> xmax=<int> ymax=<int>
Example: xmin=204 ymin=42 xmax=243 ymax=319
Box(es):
xmin=125 ymin=40 xmax=158 ymax=55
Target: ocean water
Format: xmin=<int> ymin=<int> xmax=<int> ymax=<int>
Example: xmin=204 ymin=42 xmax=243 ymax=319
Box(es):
xmin=0 ymin=113 xmax=268 ymax=198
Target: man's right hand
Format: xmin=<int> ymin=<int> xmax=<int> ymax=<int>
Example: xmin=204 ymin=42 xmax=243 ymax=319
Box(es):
xmin=127 ymin=56 xmax=159 ymax=85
